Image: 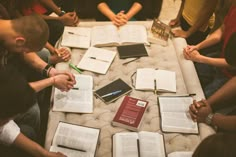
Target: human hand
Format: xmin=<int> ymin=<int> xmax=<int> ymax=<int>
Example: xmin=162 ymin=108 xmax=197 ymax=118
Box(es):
xmin=183 ymin=50 xmax=202 ymax=62
xmin=184 ymin=45 xmax=199 ymax=53
xmin=48 ymin=69 xmax=76 ymax=85
xmin=189 ymin=99 xmax=212 ymax=123
xmin=169 ymin=18 xmax=180 ymax=27
xmin=52 ymin=74 xmax=75 ymax=92
xmin=60 ymin=12 xmax=79 ymax=26
xmin=172 ymin=29 xmax=189 ymax=38
xmin=56 ymin=48 xmax=71 ymax=62
xmin=112 ymin=11 xmax=128 ymax=26
xmin=43 ymin=151 xmax=67 ymax=157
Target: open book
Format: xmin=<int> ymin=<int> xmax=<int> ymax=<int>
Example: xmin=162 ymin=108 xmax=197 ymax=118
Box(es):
xmin=168 ymin=151 xmax=193 ymax=157
xmin=50 ymin=122 xmax=100 ymax=157
xmin=147 ymin=18 xmax=172 ymax=46
xmin=61 ymin=26 xmax=91 ymax=49
xmin=158 ymin=96 xmax=199 ymax=134
xmin=113 ymin=131 xmax=166 ymax=157
xmin=91 ymin=24 xmax=149 ymax=47
xmin=53 ymin=74 xmax=93 ymax=113
xmin=77 ymin=47 xmax=116 ymax=74
xmin=135 ymin=68 xmax=176 ymax=93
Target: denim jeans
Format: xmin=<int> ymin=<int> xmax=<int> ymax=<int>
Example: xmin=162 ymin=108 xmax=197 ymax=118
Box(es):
xmin=195 ymin=62 xmax=229 ymax=98
xmin=0 ymin=103 xmax=40 ymax=157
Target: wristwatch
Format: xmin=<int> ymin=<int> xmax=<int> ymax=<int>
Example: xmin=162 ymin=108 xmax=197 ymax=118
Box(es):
xmin=42 ymin=64 xmax=52 ymax=78
xmin=205 ymin=113 xmax=214 ymax=125
xmin=59 ymin=10 xmax=66 ymax=16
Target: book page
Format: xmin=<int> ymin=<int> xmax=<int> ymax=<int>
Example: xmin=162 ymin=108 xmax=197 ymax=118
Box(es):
xmin=168 ymin=151 xmax=193 ymax=157
xmin=156 ymin=70 xmax=176 ymax=93
xmin=61 ymin=26 xmax=91 ymax=49
xmin=91 ymin=25 xmax=120 ymax=47
xmin=139 ymin=131 xmax=165 ymax=157
xmin=113 ymin=132 xmax=139 ymax=157
xmin=119 ymin=25 xmax=149 ymax=45
xmin=77 ymin=47 xmax=116 ymax=74
xmin=159 ymin=97 xmax=198 ymax=133
xmin=135 ymin=68 xmax=156 ymax=90
xmin=51 ymin=122 xmax=99 ymax=156
xmin=53 ymin=74 xmax=93 ymax=113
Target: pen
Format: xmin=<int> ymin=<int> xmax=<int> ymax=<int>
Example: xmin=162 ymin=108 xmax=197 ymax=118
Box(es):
xmin=72 ymin=87 xmax=79 ymax=90
xmin=69 ymin=63 xmax=82 ymax=74
xmin=58 ymin=145 xmax=86 ymax=152
xmin=154 ymin=79 xmax=157 ymax=95
xmin=101 ymin=90 xmax=122 ymax=98
xmin=122 ymin=57 xmax=140 ymax=65
xmin=68 ymin=31 xmax=87 ymax=37
xmin=89 ymin=57 xmax=109 ymax=63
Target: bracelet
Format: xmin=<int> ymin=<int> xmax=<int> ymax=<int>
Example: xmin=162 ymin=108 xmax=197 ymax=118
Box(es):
xmin=42 ymin=64 xmax=52 ymax=78
xmin=47 ymin=66 xmax=53 ymax=77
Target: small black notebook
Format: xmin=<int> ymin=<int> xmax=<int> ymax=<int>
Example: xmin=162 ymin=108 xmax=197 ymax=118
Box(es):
xmin=94 ymin=78 xmax=132 ymax=104
xmin=117 ymin=43 xmax=149 ymax=59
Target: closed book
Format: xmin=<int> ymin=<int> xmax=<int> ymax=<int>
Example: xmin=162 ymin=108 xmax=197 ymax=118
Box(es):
xmin=112 ymin=96 xmax=148 ymax=131
xmin=94 ymin=78 xmax=132 ymax=104
xmin=117 ymin=43 xmax=148 ymax=59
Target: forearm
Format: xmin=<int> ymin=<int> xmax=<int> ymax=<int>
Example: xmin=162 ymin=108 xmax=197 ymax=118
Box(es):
xmin=126 ymin=2 xmax=142 ymax=20
xmin=212 ymin=114 xmax=236 ymax=131
xmin=13 ymin=133 xmax=48 ymax=157
xmin=29 ymin=77 xmax=54 ymax=92
xmin=45 ymin=42 xmax=55 ymax=54
xmin=197 ymin=27 xmax=223 ymax=49
xmin=175 ymin=0 xmax=185 ymax=20
xmin=23 ymin=52 xmax=47 ymax=73
xmin=198 ymin=57 xmax=229 ymax=68
xmin=187 ymin=1 xmax=217 ymax=36
xmin=40 ymin=0 xmax=62 ymax=15
xmin=97 ymin=2 xmax=116 ymax=21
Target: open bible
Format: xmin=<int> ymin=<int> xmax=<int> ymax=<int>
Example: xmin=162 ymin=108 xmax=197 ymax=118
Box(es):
xmin=158 ymin=96 xmax=199 ymax=134
xmin=113 ymin=131 xmax=166 ymax=157
xmin=53 ymin=74 xmax=93 ymax=113
xmin=91 ymin=24 xmax=150 ymax=47
xmin=50 ymin=122 xmax=100 ymax=157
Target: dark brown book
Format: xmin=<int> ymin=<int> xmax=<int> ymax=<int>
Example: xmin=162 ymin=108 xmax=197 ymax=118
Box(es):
xmin=112 ymin=96 xmax=148 ymax=131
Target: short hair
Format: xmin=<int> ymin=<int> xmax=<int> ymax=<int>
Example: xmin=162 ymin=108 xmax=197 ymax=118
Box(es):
xmin=0 ymin=65 xmax=36 ymax=119
xmin=225 ymin=32 xmax=236 ymax=67
xmin=193 ymin=133 xmax=236 ymax=157
xmin=11 ymin=14 xmax=49 ymax=52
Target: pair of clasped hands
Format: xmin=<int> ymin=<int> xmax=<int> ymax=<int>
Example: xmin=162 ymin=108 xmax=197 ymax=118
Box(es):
xmin=111 ymin=10 xmax=129 ymax=27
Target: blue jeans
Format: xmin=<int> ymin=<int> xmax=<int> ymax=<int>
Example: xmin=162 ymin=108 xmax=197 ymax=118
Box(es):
xmin=195 ymin=62 xmax=229 ymax=98
xmin=0 ymin=103 xmax=40 ymax=157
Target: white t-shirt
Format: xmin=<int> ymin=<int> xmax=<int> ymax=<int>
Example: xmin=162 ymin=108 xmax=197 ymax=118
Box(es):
xmin=0 ymin=120 xmax=20 ymax=145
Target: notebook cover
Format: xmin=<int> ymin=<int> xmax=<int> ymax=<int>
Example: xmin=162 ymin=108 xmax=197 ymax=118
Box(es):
xmin=94 ymin=78 xmax=132 ymax=104
xmin=117 ymin=44 xmax=148 ymax=59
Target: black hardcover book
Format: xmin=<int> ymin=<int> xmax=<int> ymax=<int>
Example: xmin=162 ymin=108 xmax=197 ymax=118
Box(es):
xmin=94 ymin=78 xmax=132 ymax=104
xmin=117 ymin=43 xmax=149 ymax=59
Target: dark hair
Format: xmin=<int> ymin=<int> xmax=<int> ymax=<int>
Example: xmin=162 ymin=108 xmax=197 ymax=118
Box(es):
xmin=11 ymin=14 xmax=49 ymax=52
xmin=193 ymin=133 xmax=236 ymax=157
xmin=225 ymin=32 xmax=236 ymax=67
xmin=0 ymin=65 xmax=36 ymax=119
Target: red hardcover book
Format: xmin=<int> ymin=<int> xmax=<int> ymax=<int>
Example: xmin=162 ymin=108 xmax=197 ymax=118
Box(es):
xmin=112 ymin=96 xmax=148 ymax=131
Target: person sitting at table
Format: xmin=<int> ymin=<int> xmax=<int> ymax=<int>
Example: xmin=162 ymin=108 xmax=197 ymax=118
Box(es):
xmin=169 ymin=0 xmax=217 ymax=45
xmin=192 ymin=133 xmax=236 ymax=157
xmin=0 ymin=66 xmax=66 ymax=157
xmin=96 ymin=0 xmax=144 ymax=26
xmin=183 ymin=3 xmax=236 ymax=98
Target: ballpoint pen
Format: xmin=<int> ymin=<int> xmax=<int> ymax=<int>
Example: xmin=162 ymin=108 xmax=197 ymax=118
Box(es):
xmin=101 ymin=90 xmax=122 ymax=98
xmin=89 ymin=57 xmax=109 ymax=63
xmin=68 ymin=31 xmax=87 ymax=37
xmin=69 ymin=63 xmax=82 ymax=74
xmin=58 ymin=145 xmax=86 ymax=152
xmin=154 ymin=79 xmax=157 ymax=95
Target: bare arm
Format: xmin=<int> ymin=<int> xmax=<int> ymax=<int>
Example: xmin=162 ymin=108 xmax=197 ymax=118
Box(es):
xmin=169 ymin=0 xmax=185 ymax=27
xmin=39 ymin=0 xmax=62 ymax=15
xmin=13 ymin=133 xmax=66 ymax=157
xmin=185 ymin=0 xmax=217 ymax=37
xmin=125 ymin=2 xmax=142 ymax=20
xmin=97 ymin=2 xmax=116 ymax=21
